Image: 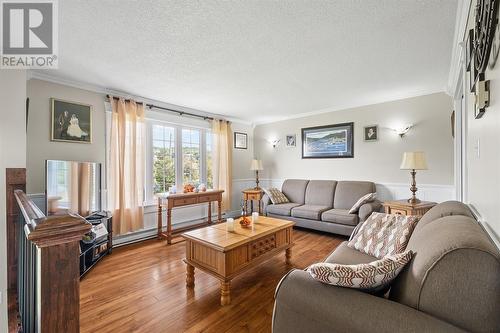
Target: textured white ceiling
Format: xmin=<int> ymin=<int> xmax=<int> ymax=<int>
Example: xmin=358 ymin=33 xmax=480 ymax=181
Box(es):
xmin=36 ymin=0 xmax=458 ymax=124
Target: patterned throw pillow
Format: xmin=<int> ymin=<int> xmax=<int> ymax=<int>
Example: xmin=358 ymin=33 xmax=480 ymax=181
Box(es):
xmin=307 ymin=251 xmax=413 ymax=290
xmin=347 ymin=212 xmax=419 ymax=259
xmin=348 ymin=192 xmax=376 ymax=214
xmin=263 ymin=187 xmax=290 ymax=204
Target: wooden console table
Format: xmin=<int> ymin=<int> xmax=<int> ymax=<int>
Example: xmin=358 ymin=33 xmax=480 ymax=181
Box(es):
xmin=157 ymin=190 xmax=224 ymax=244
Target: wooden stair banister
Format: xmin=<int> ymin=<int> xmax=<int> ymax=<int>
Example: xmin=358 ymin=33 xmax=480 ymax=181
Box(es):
xmin=7 ymin=168 xmax=91 ymax=333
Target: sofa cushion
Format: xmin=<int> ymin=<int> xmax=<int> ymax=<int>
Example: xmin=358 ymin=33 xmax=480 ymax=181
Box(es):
xmin=324 ymin=241 xmax=377 ymax=265
xmin=304 ymin=180 xmax=337 ymax=206
xmin=334 ymin=181 xmax=376 ymax=210
xmin=267 ymin=203 xmax=302 ymax=216
xmin=389 ymin=215 xmax=500 ymax=333
xmin=348 ymin=192 xmax=376 ymax=214
xmin=308 ymin=251 xmax=413 ymax=290
xmin=263 ymin=187 xmax=289 ymax=204
xmin=291 ymin=205 xmax=330 ymax=220
xmin=321 ymin=209 xmax=359 ymax=226
xmin=282 ymin=179 xmax=309 ymax=205
xmin=348 ymin=212 xmax=419 ymax=259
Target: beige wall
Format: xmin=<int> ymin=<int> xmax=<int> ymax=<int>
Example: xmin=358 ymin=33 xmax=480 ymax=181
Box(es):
xmin=254 ymin=92 xmax=454 ymax=186
xmin=231 ymin=122 xmax=254 ymax=180
xmin=27 ymin=78 xmax=254 ymax=217
xmin=463 ymin=1 xmax=500 ymax=245
xmin=26 ymin=79 xmax=106 ymax=194
xmin=0 ymin=70 xmax=27 ymax=333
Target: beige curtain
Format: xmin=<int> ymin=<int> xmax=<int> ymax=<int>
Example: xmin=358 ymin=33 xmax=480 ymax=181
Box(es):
xmin=212 ymin=120 xmax=233 ymax=212
xmin=109 ymin=97 xmax=145 ymax=235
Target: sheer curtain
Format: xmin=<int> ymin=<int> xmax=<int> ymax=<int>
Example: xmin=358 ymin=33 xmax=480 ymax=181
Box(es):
xmin=212 ymin=120 xmax=232 ymax=212
xmin=108 ymin=97 xmax=145 ymax=235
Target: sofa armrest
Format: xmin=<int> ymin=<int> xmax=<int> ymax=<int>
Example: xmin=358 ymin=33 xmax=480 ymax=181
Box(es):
xmin=273 ymin=269 xmax=466 ymax=333
xmin=358 ymin=199 xmax=382 ymax=221
xmin=262 ymin=193 xmax=271 ymax=215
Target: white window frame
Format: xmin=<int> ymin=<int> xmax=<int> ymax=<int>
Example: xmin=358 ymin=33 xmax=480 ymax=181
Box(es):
xmin=145 ymin=119 xmax=211 ymax=205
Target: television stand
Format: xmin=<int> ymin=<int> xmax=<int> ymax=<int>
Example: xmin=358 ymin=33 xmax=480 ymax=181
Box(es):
xmin=80 ymin=213 xmax=112 ymax=278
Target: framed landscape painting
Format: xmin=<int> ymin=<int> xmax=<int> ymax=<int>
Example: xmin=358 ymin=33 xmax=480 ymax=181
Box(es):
xmin=301 ymin=122 xmax=354 ymax=158
xmin=51 ymin=98 xmax=92 ymax=143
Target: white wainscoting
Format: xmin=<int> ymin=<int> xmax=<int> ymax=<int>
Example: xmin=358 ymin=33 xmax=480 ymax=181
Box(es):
xmin=250 ymin=179 xmax=456 ymax=203
xmin=28 ymin=179 xmax=455 ymax=246
xmin=468 ymin=204 xmax=500 ymax=251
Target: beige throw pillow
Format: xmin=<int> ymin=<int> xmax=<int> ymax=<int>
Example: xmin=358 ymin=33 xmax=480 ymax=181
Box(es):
xmin=348 ymin=192 xmax=376 ymax=214
xmin=263 ymin=187 xmax=290 ymax=205
xmin=307 ymin=250 xmax=413 ymax=290
xmin=347 ymin=212 xmax=419 ymax=258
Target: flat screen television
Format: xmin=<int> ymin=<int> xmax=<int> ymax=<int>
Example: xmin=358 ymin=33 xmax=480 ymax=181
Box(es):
xmin=46 ymin=160 xmax=101 ymax=217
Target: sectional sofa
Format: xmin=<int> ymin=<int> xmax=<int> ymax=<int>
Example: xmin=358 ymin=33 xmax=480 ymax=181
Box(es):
xmin=272 ymin=201 xmax=500 ymax=333
xmin=263 ymin=179 xmax=381 ymax=236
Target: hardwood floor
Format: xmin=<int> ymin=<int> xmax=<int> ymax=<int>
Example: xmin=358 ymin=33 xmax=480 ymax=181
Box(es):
xmin=80 ymin=228 xmax=345 ymax=333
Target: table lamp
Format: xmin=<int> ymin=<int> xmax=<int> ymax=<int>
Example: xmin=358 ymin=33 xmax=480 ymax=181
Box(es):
xmin=400 ymin=151 xmax=428 ymax=204
xmin=250 ymin=159 xmax=263 ymax=189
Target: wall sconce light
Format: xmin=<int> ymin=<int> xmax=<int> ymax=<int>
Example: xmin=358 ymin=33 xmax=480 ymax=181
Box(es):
xmin=393 ymin=125 xmax=413 ymax=138
xmin=269 ymin=139 xmax=280 ymax=148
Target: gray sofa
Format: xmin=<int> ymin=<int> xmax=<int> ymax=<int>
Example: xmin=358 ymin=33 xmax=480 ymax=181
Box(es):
xmin=272 ymin=201 xmax=500 ymax=333
xmin=263 ymin=179 xmax=381 ymax=236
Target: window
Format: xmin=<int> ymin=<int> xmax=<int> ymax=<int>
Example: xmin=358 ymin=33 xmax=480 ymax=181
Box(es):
xmin=182 ymin=128 xmax=201 ymax=185
xmin=146 ymin=121 xmax=212 ymax=203
xmin=152 ymin=124 xmax=176 ymax=194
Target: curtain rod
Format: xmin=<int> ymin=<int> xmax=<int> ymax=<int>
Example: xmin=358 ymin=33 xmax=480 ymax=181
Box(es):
xmin=106 ymin=94 xmax=219 ymax=121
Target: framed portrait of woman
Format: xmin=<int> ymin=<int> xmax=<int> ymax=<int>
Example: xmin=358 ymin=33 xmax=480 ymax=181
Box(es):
xmin=51 ymin=98 xmax=92 ymax=143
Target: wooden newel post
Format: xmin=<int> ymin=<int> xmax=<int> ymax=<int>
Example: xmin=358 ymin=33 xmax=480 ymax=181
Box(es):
xmin=15 ymin=190 xmax=91 ymax=333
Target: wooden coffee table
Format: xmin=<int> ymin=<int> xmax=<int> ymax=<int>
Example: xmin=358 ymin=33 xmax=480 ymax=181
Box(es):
xmin=182 ymin=216 xmax=294 ymax=305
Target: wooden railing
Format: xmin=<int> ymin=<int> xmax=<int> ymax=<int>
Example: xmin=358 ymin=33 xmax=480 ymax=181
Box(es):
xmin=6 ymin=168 xmax=92 ymax=333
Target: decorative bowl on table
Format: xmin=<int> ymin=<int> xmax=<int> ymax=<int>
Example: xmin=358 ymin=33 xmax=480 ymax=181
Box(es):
xmin=239 ymin=216 xmax=252 ymax=228
xmin=183 ymin=184 xmax=195 ymax=193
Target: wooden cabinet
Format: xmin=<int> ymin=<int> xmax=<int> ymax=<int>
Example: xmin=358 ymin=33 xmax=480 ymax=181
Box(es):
xmin=383 ymin=200 xmax=436 ymax=217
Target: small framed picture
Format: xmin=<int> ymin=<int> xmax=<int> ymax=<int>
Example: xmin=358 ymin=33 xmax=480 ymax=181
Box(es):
xmin=363 ymin=125 xmax=378 ymax=142
xmin=285 ymin=134 xmax=296 ymax=147
xmin=234 ymin=132 xmax=248 ymax=149
xmin=51 ymin=98 xmax=92 ymax=143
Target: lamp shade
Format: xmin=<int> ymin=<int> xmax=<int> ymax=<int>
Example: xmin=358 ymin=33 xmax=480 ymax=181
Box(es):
xmin=250 ymin=159 xmax=263 ymax=171
xmin=400 ymin=151 xmax=428 ymax=170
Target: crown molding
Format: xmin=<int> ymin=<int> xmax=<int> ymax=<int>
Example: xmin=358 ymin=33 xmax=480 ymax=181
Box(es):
xmin=27 ymin=70 xmax=252 ymax=125
xmin=252 ymin=88 xmax=445 ymax=126
xmin=446 ymin=0 xmax=472 ymax=96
